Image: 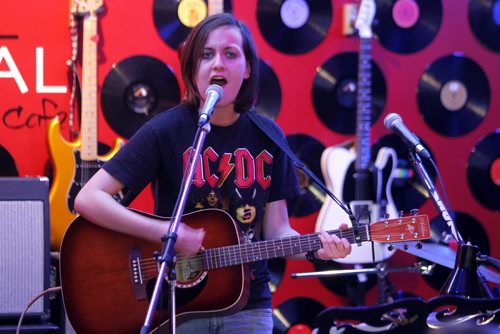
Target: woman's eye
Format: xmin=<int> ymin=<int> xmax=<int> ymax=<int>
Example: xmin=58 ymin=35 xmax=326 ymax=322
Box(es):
xmin=202 ymin=51 xmax=213 ymax=59
xmin=226 ymin=51 xmax=236 ymax=58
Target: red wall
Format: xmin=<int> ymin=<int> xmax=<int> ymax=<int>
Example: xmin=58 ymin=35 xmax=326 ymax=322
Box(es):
xmin=1 ymin=0 xmax=498 ymax=323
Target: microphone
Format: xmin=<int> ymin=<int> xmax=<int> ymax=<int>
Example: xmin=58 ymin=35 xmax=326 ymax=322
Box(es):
xmin=198 ymin=84 xmax=224 ymax=126
xmin=384 ymin=113 xmax=431 ymax=159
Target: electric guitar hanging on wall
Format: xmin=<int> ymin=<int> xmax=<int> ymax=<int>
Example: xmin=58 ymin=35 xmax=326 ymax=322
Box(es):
xmin=315 ymin=0 xmax=398 ymax=264
xmin=59 ymin=208 xmax=430 ymax=333
xmin=48 ymin=0 xmax=123 ymax=250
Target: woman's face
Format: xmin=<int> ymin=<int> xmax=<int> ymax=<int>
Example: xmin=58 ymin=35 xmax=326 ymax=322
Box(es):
xmin=195 ymin=25 xmax=250 ymax=108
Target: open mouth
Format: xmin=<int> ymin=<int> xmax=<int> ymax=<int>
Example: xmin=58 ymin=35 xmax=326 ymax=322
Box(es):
xmin=210 ymin=77 xmax=227 ymax=86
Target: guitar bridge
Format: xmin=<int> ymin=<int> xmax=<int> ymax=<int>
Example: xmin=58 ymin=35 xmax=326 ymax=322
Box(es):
xmin=130 ymin=246 xmax=147 ymax=300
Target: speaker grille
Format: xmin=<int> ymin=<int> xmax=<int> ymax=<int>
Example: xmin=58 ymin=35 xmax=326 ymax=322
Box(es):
xmin=0 ymin=177 xmax=50 ymax=320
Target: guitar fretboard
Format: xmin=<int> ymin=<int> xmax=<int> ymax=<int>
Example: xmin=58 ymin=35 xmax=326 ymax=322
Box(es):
xmin=355 ymin=37 xmax=373 ymax=172
xmin=80 ymin=14 xmax=98 ymax=161
xmin=202 ymin=227 xmax=369 ymax=270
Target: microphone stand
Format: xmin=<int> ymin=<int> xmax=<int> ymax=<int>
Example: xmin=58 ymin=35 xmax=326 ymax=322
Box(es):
xmin=407 ymin=152 xmax=462 ymax=244
xmin=407 ymin=151 xmax=495 ymax=298
xmin=141 ymin=121 xmax=212 ymax=334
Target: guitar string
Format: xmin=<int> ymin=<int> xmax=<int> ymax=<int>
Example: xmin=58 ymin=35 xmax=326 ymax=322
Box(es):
xmin=137 ymin=219 xmax=424 ymax=267
xmin=135 ymin=220 xmax=425 ymax=277
xmin=138 ymin=219 xmax=424 ymax=268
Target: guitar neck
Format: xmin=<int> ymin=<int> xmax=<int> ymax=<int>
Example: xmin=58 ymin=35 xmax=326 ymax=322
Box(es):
xmin=195 ymin=213 xmax=430 ymax=271
xmin=80 ymin=12 xmax=98 ymax=161
xmin=200 ymin=227 xmax=369 ymax=270
xmin=208 ymin=0 xmax=224 ymax=15
xmin=355 ymin=36 xmax=372 ymax=172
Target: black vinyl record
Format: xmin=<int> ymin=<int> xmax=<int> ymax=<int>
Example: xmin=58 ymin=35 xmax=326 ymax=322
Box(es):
xmin=153 ymin=0 xmax=233 ymax=50
xmin=273 ymin=297 xmax=324 ymax=334
xmin=312 ymin=52 xmax=386 ymax=135
xmin=0 ymin=145 xmax=18 ymax=176
xmin=417 ymin=54 xmax=489 ymax=137
xmin=256 ymin=0 xmax=332 ymax=55
xmin=373 ymin=0 xmax=442 ymax=54
xmin=421 ymin=211 xmax=490 ymax=291
xmin=467 ymin=131 xmax=500 ymax=211
xmin=101 ymin=55 xmax=181 ymax=139
xmin=256 ymin=59 xmax=281 ymax=119
xmin=372 ymin=134 xmax=436 ymax=212
xmin=469 ymin=0 xmax=500 ymax=52
xmin=285 ymin=134 xmax=325 ymax=217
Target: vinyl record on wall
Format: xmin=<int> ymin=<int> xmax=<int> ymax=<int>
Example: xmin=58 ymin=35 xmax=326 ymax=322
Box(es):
xmin=372 ymin=134 xmax=436 ymax=212
xmin=256 ymin=59 xmax=281 ymax=119
xmin=0 ymin=145 xmax=18 ymax=176
xmin=373 ymin=0 xmax=442 ymax=54
xmin=417 ymin=54 xmax=489 ymax=137
xmin=153 ymin=0 xmax=233 ymax=50
xmin=312 ymin=52 xmax=386 ymax=135
xmin=256 ymin=0 xmax=332 ymax=55
xmin=285 ymin=134 xmax=325 ymax=217
xmin=101 ymin=55 xmax=181 ymax=139
xmin=273 ymin=297 xmax=325 ymax=334
xmin=467 ymin=131 xmax=500 ymax=211
xmin=468 ymin=0 xmax=500 ymax=52
xmin=420 ymin=211 xmax=490 ymax=291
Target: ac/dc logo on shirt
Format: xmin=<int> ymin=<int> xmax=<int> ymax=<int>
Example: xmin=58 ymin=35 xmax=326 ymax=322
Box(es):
xmin=184 ymin=146 xmax=272 ymax=227
xmin=183 ymin=146 xmax=273 ymax=190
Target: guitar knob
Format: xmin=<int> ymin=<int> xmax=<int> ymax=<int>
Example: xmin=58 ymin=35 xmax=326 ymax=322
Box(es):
xmin=410 ymin=208 xmax=419 ymax=216
xmin=415 ymin=242 xmax=423 ymax=249
xmin=403 ymin=244 xmax=409 ymax=251
xmin=388 ymin=244 xmax=394 ymax=251
xmin=383 ymin=212 xmax=390 ymax=219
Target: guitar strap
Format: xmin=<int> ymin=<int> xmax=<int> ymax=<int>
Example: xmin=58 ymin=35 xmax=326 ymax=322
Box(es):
xmin=246 ymin=111 xmax=361 ymax=239
xmin=246 ymin=110 xmax=329 ymax=193
xmin=246 ymin=111 xmax=307 ymax=173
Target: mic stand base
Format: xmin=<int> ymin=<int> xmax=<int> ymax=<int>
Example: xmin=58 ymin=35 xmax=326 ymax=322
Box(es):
xmin=440 ymin=242 xmax=493 ymax=298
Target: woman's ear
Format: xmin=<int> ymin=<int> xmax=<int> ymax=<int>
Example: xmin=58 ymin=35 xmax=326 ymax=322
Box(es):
xmin=244 ymin=62 xmax=251 ymax=79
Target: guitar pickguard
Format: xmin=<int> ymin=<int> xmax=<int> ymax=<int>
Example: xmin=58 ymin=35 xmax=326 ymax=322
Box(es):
xmin=67 ymin=150 xmax=107 ymax=214
xmin=315 ymin=145 xmax=398 ymax=263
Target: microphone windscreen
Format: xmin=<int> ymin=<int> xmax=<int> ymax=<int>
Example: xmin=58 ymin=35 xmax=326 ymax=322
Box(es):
xmin=384 ymin=113 xmax=402 ymax=130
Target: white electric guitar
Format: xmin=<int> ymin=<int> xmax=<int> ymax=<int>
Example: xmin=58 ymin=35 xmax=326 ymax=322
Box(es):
xmin=315 ymin=0 xmax=398 ymax=264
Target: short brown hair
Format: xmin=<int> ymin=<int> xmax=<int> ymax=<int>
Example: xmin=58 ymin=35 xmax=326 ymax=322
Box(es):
xmin=180 ymin=13 xmax=259 ymax=113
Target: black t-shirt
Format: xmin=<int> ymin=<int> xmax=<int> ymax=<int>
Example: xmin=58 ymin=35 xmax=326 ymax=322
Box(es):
xmin=103 ymin=103 xmax=300 ymax=309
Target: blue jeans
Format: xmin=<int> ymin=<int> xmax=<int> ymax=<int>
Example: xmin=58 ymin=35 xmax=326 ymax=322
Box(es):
xmin=175 ymin=308 xmax=273 ymax=334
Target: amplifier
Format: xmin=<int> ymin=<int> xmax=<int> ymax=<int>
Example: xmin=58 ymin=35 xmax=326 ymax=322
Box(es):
xmin=0 ymin=177 xmax=51 ymax=322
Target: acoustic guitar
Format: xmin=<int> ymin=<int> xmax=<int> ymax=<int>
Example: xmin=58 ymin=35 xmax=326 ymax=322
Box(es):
xmin=60 ymin=208 xmax=430 ymax=333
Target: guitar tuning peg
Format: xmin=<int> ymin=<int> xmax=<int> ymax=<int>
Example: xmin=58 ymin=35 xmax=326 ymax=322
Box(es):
xmin=415 ymin=242 xmax=423 ymax=249
xmin=399 ymin=210 xmax=404 ymax=218
xmin=388 ymin=244 xmax=394 ymax=251
xmin=383 ymin=212 xmax=390 ymax=219
xmin=403 ymin=243 xmax=409 ymax=251
xmin=410 ymin=208 xmax=419 ymax=216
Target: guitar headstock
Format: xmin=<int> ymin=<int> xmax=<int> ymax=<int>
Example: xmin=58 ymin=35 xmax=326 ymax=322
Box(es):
xmin=370 ymin=214 xmax=431 ymax=243
xmin=73 ymin=0 xmax=104 ymax=17
xmin=354 ymin=0 xmax=376 ymax=38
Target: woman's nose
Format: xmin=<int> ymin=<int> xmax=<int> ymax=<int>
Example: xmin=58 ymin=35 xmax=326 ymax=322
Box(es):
xmin=211 ymin=53 xmax=224 ymax=69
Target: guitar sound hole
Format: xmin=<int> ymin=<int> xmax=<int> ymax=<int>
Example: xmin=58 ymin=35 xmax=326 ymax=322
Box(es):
xmin=175 ymin=257 xmax=207 ymax=288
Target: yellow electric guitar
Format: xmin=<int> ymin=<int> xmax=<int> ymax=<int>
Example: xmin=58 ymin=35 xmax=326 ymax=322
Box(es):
xmin=48 ymin=0 xmax=123 ymax=250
